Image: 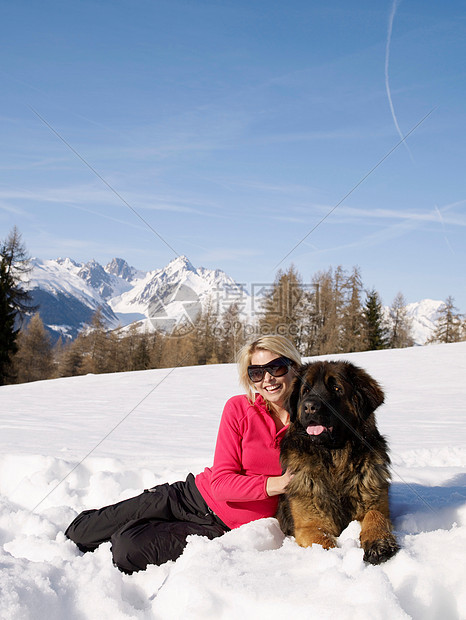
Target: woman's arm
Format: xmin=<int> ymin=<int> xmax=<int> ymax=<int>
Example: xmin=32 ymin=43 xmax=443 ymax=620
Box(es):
xmin=209 ymin=397 xmax=290 ymax=502
xmin=265 ymin=469 xmax=294 ymax=496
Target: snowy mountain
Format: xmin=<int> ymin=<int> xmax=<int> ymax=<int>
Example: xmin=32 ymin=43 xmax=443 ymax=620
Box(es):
xmin=27 ymin=255 xmax=248 ymax=340
xmin=105 ymin=257 xmax=145 ymax=282
xmin=27 ymin=258 xmax=121 ymax=340
xmin=405 ymin=298 xmax=443 ymax=344
xmin=382 ymin=298 xmax=444 ymax=346
xmin=109 ymin=255 xmax=248 ymax=334
xmin=27 ymin=254 xmax=444 ymax=344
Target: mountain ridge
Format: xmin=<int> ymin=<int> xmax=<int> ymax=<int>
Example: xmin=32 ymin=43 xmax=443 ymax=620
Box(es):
xmin=27 ymin=255 xmax=247 ymax=340
xmin=26 ymin=255 xmax=443 ymax=344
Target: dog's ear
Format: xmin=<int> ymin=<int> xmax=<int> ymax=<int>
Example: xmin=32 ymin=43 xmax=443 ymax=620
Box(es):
xmin=285 ymin=364 xmax=308 ymax=423
xmin=346 ymin=363 xmax=385 ymax=419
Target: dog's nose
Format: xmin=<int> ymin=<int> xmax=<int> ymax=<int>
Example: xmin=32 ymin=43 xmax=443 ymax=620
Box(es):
xmin=304 ymin=400 xmax=321 ymax=415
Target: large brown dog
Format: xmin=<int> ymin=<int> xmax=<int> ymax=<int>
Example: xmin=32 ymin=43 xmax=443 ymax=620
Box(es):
xmin=277 ymin=360 xmax=399 ymax=564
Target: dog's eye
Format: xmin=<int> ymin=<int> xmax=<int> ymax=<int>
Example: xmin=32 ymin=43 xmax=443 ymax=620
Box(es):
xmin=302 ymin=386 xmax=311 ymax=396
xmin=333 ymin=384 xmax=343 ymax=394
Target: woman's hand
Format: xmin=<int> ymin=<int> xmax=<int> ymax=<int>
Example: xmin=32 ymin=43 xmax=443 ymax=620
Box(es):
xmin=266 ymin=469 xmax=294 ymax=497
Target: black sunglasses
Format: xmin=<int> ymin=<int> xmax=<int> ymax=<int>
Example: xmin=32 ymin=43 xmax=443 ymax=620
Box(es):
xmin=247 ymin=356 xmax=293 ymax=383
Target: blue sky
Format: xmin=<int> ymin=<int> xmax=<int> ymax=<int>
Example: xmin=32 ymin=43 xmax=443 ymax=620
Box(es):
xmin=1 ymin=0 xmax=465 ymax=309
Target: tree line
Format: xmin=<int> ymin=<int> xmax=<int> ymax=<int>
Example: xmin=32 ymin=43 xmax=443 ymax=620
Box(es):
xmin=1 ymin=227 xmax=466 ymax=385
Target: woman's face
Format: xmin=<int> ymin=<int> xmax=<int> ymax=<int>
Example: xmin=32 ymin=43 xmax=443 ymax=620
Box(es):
xmin=249 ymin=349 xmax=294 ymax=408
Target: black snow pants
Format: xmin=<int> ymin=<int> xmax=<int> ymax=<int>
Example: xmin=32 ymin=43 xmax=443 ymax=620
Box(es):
xmin=65 ymin=474 xmax=229 ymax=574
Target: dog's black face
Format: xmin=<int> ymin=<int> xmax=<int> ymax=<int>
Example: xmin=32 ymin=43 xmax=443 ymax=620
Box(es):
xmin=286 ymin=361 xmax=385 ymax=448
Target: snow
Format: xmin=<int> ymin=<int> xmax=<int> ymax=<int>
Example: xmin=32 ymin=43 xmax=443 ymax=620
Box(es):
xmin=0 ymin=342 xmax=465 ymax=619
xmin=405 ymin=299 xmax=444 ymax=345
xmin=109 ymin=254 xmax=249 ymax=331
xmin=29 ymin=258 xmax=103 ymax=303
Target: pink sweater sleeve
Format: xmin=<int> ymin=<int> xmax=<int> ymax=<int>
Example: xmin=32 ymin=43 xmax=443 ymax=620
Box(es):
xmin=209 ymin=398 xmax=269 ymax=502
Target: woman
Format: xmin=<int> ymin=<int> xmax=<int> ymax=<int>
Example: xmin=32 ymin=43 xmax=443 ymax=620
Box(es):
xmin=65 ymin=335 xmax=301 ymax=574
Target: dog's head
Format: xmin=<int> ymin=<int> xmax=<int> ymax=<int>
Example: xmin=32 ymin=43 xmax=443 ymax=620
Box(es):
xmin=286 ymin=361 xmax=385 ymax=447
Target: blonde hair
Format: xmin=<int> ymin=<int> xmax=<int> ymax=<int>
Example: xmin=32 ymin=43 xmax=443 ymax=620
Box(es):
xmin=236 ymin=335 xmax=302 ymax=403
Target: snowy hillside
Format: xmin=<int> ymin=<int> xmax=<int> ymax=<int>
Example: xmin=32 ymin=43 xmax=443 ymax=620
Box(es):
xmin=0 ymin=343 xmax=465 ymax=619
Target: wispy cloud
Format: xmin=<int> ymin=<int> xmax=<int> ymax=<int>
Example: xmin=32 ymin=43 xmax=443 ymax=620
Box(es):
xmin=218 ymin=178 xmax=323 ymax=197
xmin=0 ymin=184 xmax=209 ymax=215
xmin=0 ymin=152 xmax=72 ymax=171
xmin=0 ymin=186 xmax=172 ymax=236
xmin=296 ymin=214 xmax=425 ymax=258
xmin=332 ymin=205 xmax=465 ymax=225
xmin=273 ymin=202 xmax=466 ymax=227
xmin=0 ymin=201 xmax=27 ymax=217
xmin=342 ymin=203 xmax=466 ymax=226
xmin=279 ymin=199 xmax=466 ymax=267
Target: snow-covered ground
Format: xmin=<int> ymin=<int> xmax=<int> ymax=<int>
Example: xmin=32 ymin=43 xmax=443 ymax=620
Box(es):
xmin=0 ymin=342 xmax=465 ymax=619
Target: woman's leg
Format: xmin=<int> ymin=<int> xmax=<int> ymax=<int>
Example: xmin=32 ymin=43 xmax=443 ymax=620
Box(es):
xmin=110 ymin=519 xmax=225 ymax=573
xmin=65 ymin=474 xmax=227 ymax=554
xmin=65 ymin=489 xmax=164 ymax=551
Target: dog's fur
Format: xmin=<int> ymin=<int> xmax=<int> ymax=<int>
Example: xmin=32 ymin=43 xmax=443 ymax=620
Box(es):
xmin=277 ymin=361 xmax=399 ymax=564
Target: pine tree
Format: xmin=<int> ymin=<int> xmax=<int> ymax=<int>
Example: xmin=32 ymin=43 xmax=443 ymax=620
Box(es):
xmin=216 ymin=303 xmax=246 ymax=363
xmin=12 ymin=314 xmax=53 ymax=383
xmin=149 ymin=330 xmax=165 ymax=369
xmin=0 ymin=258 xmax=18 ymax=383
xmin=121 ymin=326 xmax=152 ymax=371
xmin=56 ymin=309 xmax=111 ymax=377
xmin=427 ymin=296 xmax=463 ymax=344
xmin=51 ymin=336 xmax=66 ymax=378
xmin=57 ymin=333 xmax=87 ymax=377
xmin=192 ymin=296 xmax=220 ymax=365
xmin=79 ymin=308 xmax=112 ymax=374
xmin=118 ymin=323 xmax=140 ymax=371
xmin=298 ymin=272 xmax=322 ymax=356
xmin=259 ymin=266 xmax=307 ymax=348
xmin=388 ymin=292 xmax=414 ymax=348
xmin=340 ymin=266 xmax=365 ymax=353
xmin=308 ymin=268 xmax=342 ymax=355
xmin=162 ymin=326 xmax=197 ymax=368
xmin=0 ymin=227 xmax=35 ymax=384
xmin=363 ymin=289 xmax=389 ymax=350
xmin=132 ymin=333 xmax=151 ymax=370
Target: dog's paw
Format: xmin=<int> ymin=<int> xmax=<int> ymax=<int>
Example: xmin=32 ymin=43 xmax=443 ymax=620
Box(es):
xmin=363 ymin=536 xmax=399 ymax=565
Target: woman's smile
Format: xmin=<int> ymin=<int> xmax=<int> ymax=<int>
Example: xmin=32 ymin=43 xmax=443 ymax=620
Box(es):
xmin=250 ymin=349 xmax=293 ymax=406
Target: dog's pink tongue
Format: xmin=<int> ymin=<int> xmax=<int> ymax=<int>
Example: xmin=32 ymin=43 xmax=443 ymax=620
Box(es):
xmin=306 ymin=425 xmax=326 ymax=435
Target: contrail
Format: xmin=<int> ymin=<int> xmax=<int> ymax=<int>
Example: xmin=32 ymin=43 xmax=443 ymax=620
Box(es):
xmin=385 ymin=0 xmax=414 ymax=161
xmin=434 ymin=205 xmax=455 ymax=255
xmin=271 ymin=107 xmax=436 ymax=272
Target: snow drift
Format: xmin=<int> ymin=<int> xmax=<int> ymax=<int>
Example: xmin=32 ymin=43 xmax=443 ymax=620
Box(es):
xmin=0 ymin=342 xmax=465 ymax=619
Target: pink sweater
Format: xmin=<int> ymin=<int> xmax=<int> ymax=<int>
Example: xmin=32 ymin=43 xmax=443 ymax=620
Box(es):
xmin=195 ymin=394 xmax=288 ymax=529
